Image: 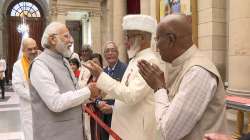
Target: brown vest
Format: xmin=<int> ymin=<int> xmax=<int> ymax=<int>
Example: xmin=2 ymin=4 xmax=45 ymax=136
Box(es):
xmin=168 ymin=46 xmax=227 ymax=140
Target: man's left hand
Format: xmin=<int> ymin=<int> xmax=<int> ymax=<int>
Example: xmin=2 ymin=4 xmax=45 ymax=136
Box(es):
xmin=138 ymin=60 xmax=166 ymax=92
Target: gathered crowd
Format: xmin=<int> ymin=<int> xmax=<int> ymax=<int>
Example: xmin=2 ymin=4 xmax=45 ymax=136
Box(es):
xmin=9 ymin=14 xmax=238 ymax=140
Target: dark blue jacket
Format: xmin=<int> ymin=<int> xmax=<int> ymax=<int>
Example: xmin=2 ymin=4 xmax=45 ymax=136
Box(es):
xmin=103 ymin=60 xmax=127 ymax=82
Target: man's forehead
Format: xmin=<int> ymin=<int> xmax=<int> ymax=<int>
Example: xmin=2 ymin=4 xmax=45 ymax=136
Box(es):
xmin=105 ymin=43 xmax=116 ymax=49
xmin=23 ymin=39 xmax=37 ymax=47
xmin=57 ymin=25 xmax=69 ymax=34
xmin=26 ymin=42 xmax=37 ymax=49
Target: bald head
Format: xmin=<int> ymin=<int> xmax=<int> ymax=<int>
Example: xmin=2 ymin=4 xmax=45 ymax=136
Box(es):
xmin=22 ymin=38 xmax=37 ymax=51
xmin=156 ymin=14 xmax=193 ymax=62
xmin=158 ymin=14 xmax=192 ymax=43
xmin=22 ymin=37 xmax=38 ymax=61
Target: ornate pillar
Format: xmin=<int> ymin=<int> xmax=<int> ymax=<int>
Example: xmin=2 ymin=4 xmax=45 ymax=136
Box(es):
xmin=228 ymin=0 xmax=250 ymax=138
xmin=81 ymin=13 xmax=90 ymax=45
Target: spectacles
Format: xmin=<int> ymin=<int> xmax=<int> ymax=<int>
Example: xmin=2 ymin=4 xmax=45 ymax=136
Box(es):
xmin=104 ymin=48 xmax=118 ymax=53
xmin=124 ymin=33 xmax=143 ymax=41
xmin=26 ymin=47 xmax=38 ymax=52
xmin=50 ymin=32 xmax=72 ymax=40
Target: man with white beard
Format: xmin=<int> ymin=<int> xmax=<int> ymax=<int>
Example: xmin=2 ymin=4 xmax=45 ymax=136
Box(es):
xmin=29 ymin=22 xmax=98 ymax=140
xmin=85 ymin=15 xmax=162 ymax=140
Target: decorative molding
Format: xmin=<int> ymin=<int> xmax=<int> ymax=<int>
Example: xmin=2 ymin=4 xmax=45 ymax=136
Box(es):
xmin=50 ymin=1 xmax=103 ymax=17
xmin=89 ymin=11 xmax=102 ymax=17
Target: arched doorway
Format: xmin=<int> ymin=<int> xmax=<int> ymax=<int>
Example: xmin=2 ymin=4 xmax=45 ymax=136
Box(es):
xmin=6 ymin=0 xmax=45 ymax=80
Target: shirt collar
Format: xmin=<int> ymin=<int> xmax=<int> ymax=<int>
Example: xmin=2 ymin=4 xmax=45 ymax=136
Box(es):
xmin=108 ymin=60 xmax=118 ymax=71
xmin=133 ymin=48 xmax=153 ymax=59
xmin=171 ymin=45 xmax=197 ymax=67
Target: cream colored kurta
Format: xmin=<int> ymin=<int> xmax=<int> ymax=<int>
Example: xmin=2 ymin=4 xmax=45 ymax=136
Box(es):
xmin=155 ymin=46 xmax=227 ymax=140
xmin=97 ymin=48 xmax=162 ymax=140
xmin=12 ymin=59 xmax=33 ymax=140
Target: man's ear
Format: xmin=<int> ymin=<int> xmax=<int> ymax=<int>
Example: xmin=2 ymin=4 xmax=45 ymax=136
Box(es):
xmin=167 ymin=34 xmax=176 ymax=47
xmin=49 ymin=35 xmax=57 ymax=46
xmin=168 ymin=34 xmax=176 ymax=42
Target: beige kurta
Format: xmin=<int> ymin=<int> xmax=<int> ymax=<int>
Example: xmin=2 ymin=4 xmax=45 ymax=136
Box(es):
xmin=97 ymin=48 xmax=162 ymax=140
xmin=155 ymin=46 xmax=227 ymax=140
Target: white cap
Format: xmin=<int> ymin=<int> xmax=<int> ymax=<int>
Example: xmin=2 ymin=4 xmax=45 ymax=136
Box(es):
xmin=122 ymin=15 xmax=157 ymax=34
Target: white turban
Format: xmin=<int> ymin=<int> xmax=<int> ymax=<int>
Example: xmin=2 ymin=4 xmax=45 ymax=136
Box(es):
xmin=122 ymin=15 xmax=157 ymax=34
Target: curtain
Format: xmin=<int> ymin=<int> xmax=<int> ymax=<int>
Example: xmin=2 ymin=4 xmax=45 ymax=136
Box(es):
xmin=127 ymin=0 xmax=140 ymax=14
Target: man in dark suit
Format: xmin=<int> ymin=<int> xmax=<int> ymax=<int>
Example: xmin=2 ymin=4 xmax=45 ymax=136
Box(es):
xmin=97 ymin=41 xmax=127 ymax=140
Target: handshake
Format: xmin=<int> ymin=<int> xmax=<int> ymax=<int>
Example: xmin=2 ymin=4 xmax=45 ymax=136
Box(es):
xmin=88 ymin=82 xmax=101 ymax=100
xmin=87 ymin=82 xmax=113 ymax=114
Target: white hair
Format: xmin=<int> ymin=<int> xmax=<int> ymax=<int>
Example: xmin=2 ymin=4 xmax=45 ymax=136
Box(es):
xmin=41 ymin=22 xmax=64 ymax=48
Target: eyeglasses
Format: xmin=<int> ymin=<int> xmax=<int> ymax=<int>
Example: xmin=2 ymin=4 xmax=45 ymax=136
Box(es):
xmin=50 ymin=32 xmax=72 ymax=40
xmin=124 ymin=33 xmax=143 ymax=41
xmin=104 ymin=48 xmax=118 ymax=53
xmin=26 ymin=47 xmax=38 ymax=52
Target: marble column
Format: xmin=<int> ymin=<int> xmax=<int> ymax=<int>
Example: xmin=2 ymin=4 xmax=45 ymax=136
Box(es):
xmin=112 ymin=0 xmax=127 ymax=62
xmin=227 ymin=0 xmax=250 ymax=96
xmin=197 ymin=0 xmax=227 ymax=80
xmin=228 ymin=0 xmax=250 ymax=138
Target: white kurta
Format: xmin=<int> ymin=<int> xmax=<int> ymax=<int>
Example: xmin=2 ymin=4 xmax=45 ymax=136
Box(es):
xmin=12 ymin=59 xmax=33 ymax=140
xmin=97 ymin=48 xmax=162 ymax=140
